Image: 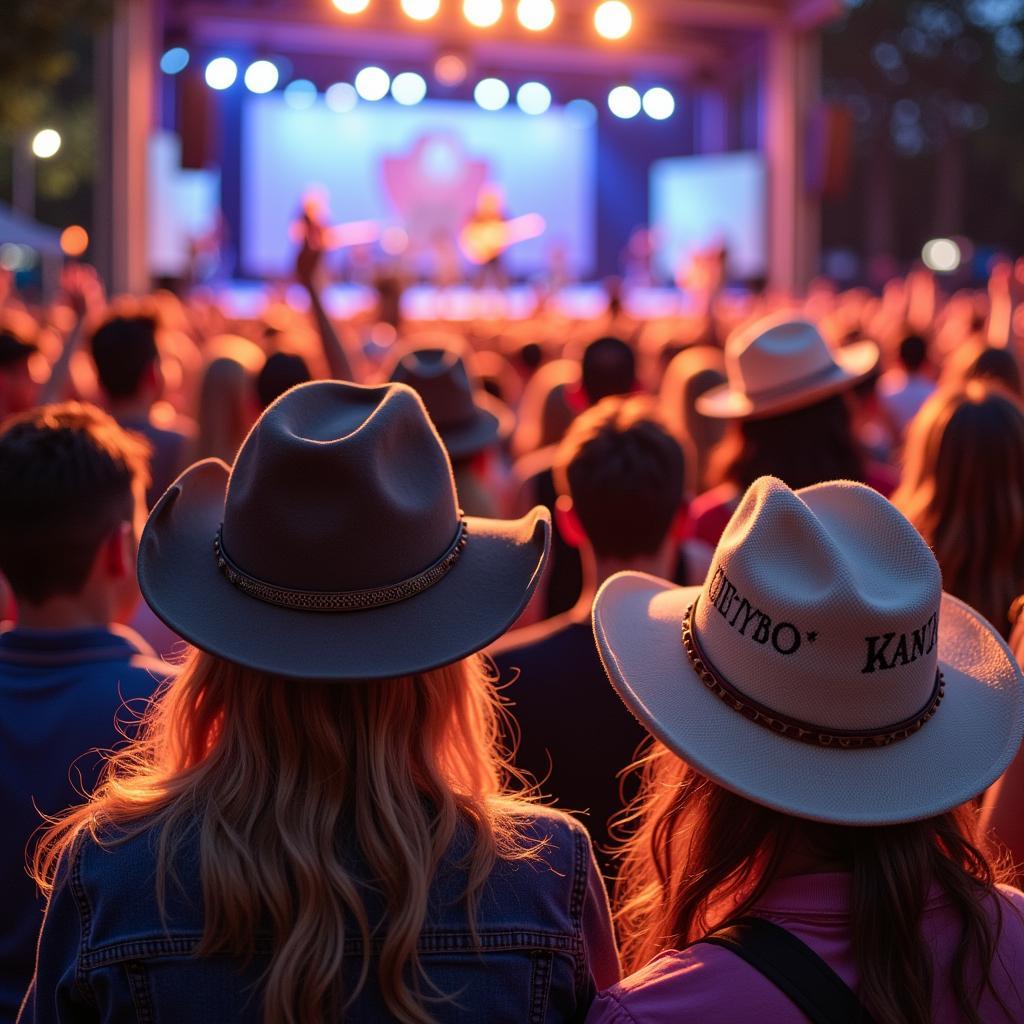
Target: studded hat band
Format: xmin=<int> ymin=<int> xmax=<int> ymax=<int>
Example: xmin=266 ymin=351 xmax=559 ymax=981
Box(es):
xmin=681 ymin=599 xmax=945 ymax=749
xmin=213 ymin=519 xmax=468 ymax=613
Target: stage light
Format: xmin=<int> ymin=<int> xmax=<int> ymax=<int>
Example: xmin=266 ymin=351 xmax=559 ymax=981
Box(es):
xmin=434 ymin=53 xmax=468 ymax=86
xmin=516 ymin=81 xmax=551 ymax=115
xmin=922 ymin=237 xmax=961 ymax=273
xmin=160 ymin=47 xmax=190 ymax=75
xmin=332 ymin=0 xmax=370 ymax=11
xmin=391 ymin=71 xmax=427 ymax=105
xmin=60 ymin=225 xmax=89 ymax=258
xmin=642 ymin=86 xmax=674 ymax=120
xmin=607 ymin=85 xmax=641 ymax=118
xmin=401 ymin=0 xmax=441 ymax=20
xmin=464 ymin=0 xmax=503 ymax=27
xmin=517 ymin=0 xmax=555 ymax=31
xmin=594 ymin=0 xmax=631 ymax=39
xmin=566 ymin=97 xmax=597 ymax=123
xmin=205 ymin=57 xmax=238 ymax=90
xmin=355 ymin=66 xmax=391 ymax=101
xmin=244 ymin=60 xmax=279 ymax=94
xmin=474 ymin=77 xmax=510 ymax=111
xmin=284 ymin=79 xmax=318 ymax=109
xmin=325 ymin=81 xmax=358 ymax=112
xmin=31 ymin=128 xmax=61 ymax=159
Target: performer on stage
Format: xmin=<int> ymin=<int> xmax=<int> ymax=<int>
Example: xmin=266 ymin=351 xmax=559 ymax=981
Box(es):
xmin=459 ymin=185 xmax=545 ymax=289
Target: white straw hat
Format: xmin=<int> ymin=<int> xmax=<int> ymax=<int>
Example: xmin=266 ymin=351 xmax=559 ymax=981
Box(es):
xmin=697 ymin=315 xmax=878 ymax=420
xmin=592 ymin=476 xmax=1024 ymax=825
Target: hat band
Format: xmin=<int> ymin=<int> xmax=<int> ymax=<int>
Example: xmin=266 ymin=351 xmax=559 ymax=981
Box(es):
xmin=743 ymin=361 xmax=842 ymax=404
xmin=213 ymin=519 xmax=468 ymax=613
xmin=682 ymin=600 xmax=945 ymax=749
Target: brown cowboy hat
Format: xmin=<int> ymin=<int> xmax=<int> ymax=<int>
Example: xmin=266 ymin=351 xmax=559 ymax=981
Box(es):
xmin=138 ymin=380 xmax=549 ymax=679
xmin=388 ymin=340 xmax=514 ymax=460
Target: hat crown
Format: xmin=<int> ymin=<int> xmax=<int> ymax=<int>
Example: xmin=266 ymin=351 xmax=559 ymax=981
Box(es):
xmin=727 ymin=318 xmax=838 ymax=401
xmin=222 ymin=381 xmax=459 ymax=593
xmin=696 ymin=477 xmax=942 ymax=732
xmin=391 ymin=345 xmax=479 ymax=430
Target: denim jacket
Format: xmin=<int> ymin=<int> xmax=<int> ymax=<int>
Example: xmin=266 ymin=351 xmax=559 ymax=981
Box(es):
xmin=20 ymin=806 xmax=619 ymax=1023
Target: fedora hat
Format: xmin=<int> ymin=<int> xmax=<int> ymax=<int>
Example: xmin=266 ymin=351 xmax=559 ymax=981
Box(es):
xmin=593 ymin=476 xmax=1023 ymax=825
xmin=697 ymin=316 xmax=878 ymax=420
xmin=138 ymin=381 xmax=549 ymax=680
xmin=388 ymin=340 xmax=514 ymax=460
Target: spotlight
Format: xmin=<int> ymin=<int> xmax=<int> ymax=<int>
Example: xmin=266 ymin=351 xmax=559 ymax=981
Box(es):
xmin=283 ymin=79 xmax=318 ymax=109
xmin=607 ymin=85 xmax=641 ymax=119
xmin=642 ymin=86 xmax=674 ymax=120
xmin=921 ymin=238 xmax=961 ymax=273
xmin=332 ymin=0 xmax=370 ymax=10
xmin=204 ymin=57 xmax=238 ymax=90
xmin=566 ymin=98 xmax=597 ymax=123
xmin=355 ymin=66 xmax=391 ymax=101
xmin=517 ymin=0 xmax=555 ymax=30
xmin=474 ymin=77 xmax=510 ymax=111
xmin=391 ymin=71 xmax=427 ymax=105
xmin=159 ymin=47 xmax=190 ymax=75
xmin=60 ymin=225 xmax=89 ymax=258
xmin=434 ymin=53 xmax=468 ymax=86
xmin=31 ymin=128 xmax=62 ymax=159
xmin=401 ymin=0 xmax=441 ymax=20
xmin=464 ymin=0 xmax=503 ymax=27
xmin=594 ymin=0 xmax=631 ymax=39
xmin=516 ymin=81 xmax=551 ymax=115
xmin=244 ymin=60 xmax=280 ymax=94
xmin=325 ymin=82 xmax=358 ymax=112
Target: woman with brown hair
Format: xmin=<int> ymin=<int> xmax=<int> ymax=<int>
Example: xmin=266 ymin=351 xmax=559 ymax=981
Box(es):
xmin=588 ymin=477 xmax=1024 ymax=1024
xmin=893 ymin=382 xmax=1024 ymax=638
xmin=25 ymin=381 xmax=618 ymax=1023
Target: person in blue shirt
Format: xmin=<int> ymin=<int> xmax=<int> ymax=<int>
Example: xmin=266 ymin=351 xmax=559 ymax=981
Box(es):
xmin=0 ymin=402 xmax=170 ymax=1020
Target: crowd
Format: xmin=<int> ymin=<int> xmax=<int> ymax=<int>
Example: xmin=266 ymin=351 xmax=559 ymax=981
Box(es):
xmin=2 ymin=243 xmax=1024 ymax=1024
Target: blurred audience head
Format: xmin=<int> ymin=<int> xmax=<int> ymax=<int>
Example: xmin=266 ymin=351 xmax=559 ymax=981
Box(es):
xmin=256 ymin=351 xmax=311 ymax=409
xmin=90 ymin=315 xmax=161 ymax=406
xmin=0 ymin=326 xmax=37 ymax=418
xmin=966 ymin=346 xmax=1022 ymax=397
xmin=898 ymin=333 xmax=929 ymax=374
xmin=581 ymin=335 xmax=636 ymax=406
xmin=0 ymin=402 xmax=149 ymax=620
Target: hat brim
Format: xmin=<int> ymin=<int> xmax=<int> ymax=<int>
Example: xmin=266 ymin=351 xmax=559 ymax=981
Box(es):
xmin=138 ymin=460 xmax=549 ymax=680
xmin=696 ymin=340 xmax=879 ymax=420
xmin=438 ymin=391 xmax=515 ymax=461
xmin=593 ymin=572 xmax=1024 ymax=825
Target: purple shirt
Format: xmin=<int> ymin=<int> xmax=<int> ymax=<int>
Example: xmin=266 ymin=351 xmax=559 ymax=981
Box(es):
xmin=587 ymin=872 xmax=1024 ymax=1023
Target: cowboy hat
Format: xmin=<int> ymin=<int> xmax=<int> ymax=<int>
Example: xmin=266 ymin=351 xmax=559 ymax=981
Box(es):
xmin=696 ymin=316 xmax=878 ymax=420
xmin=138 ymin=380 xmax=549 ymax=679
xmin=388 ymin=340 xmax=514 ymax=460
xmin=592 ymin=476 xmax=1023 ymax=825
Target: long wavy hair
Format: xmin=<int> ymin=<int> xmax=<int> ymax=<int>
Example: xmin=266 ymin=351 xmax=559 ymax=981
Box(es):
xmin=613 ymin=744 xmax=1015 ymax=1024
xmin=34 ymin=649 xmax=542 ymax=1024
xmin=894 ymin=383 xmax=1024 ymax=637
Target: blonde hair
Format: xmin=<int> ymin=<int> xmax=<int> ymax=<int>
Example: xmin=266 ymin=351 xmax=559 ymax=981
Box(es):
xmin=894 ymin=383 xmax=1024 ymax=637
xmin=34 ymin=650 xmax=541 ymax=1024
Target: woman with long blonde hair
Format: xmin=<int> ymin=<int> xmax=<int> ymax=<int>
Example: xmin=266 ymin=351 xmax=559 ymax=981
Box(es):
xmin=25 ymin=381 xmax=618 ymax=1023
xmin=588 ymin=477 xmax=1024 ymax=1024
xmin=894 ymin=382 xmax=1024 ymax=637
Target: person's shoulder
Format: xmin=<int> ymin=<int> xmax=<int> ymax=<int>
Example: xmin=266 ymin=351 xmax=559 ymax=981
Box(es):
xmin=109 ymin=624 xmax=176 ymax=693
xmin=489 ymin=611 xmax=579 ymax=663
xmin=690 ymin=484 xmax=738 ymax=521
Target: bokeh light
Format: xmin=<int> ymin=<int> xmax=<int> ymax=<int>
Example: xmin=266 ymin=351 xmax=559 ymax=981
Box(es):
xmin=517 ymin=0 xmax=555 ymax=31
xmin=401 ymin=0 xmax=441 ymax=20
xmin=355 ymin=66 xmax=391 ymax=101
xmin=204 ymin=57 xmax=238 ymax=90
xmin=642 ymin=87 xmax=674 ymax=120
xmin=464 ymin=0 xmax=503 ymax=27
xmin=31 ymin=129 xmax=62 ymax=159
xmin=325 ymin=82 xmax=358 ymax=112
xmin=594 ymin=0 xmax=632 ymax=39
xmin=566 ymin=98 xmax=598 ymax=123
xmin=434 ymin=53 xmax=468 ymax=86
xmin=60 ymin=226 xmax=89 ymax=258
xmin=332 ymin=0 xmax=370 ymax=11
xmin=381 ymin=227 xmax=410 ymax=255
xmin=391 ymin=71 xmax=428 ymax=105
xmin=516 ymin=81 xmax=552 ymax=115
xmin=283 ymin=79 xmax=318 ymax=109
xmin=244 ymin=60 xmax=280 ymax=94
xmin=474 ymin=77 xmax=511 ymax=111
xmin=607 ymin=85 xmax=641 ymax=119
xmin=159 ymin=47 xmax=190 ymax=75
xmin=921 ymin=238 xmax=961 ymax=273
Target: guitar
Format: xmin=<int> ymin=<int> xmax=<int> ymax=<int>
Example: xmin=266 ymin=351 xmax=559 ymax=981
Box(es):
xmin=458 ymin=213 xmax=546 ymax=265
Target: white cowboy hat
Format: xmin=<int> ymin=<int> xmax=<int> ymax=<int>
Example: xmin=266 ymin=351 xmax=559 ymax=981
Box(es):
xmin=592 ymin=476 xmax=1024 ymax=825
xmin=696 ymin=316 xmax=879 ymax=420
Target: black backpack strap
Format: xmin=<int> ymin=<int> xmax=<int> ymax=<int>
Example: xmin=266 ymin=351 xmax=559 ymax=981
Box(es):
xmin=701 ymin=916 xmax=876 ymax=1024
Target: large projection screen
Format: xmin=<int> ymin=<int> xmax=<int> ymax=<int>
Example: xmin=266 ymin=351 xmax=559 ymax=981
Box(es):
xmin=242 ymin=95 xmax=596 ymax=279
xmin=650 ymin=152 xmax=767 ymax=282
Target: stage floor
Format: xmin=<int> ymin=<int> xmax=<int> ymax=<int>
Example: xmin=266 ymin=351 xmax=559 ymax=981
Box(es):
xmin=214 ymin=281 xmax=693 ymax=322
